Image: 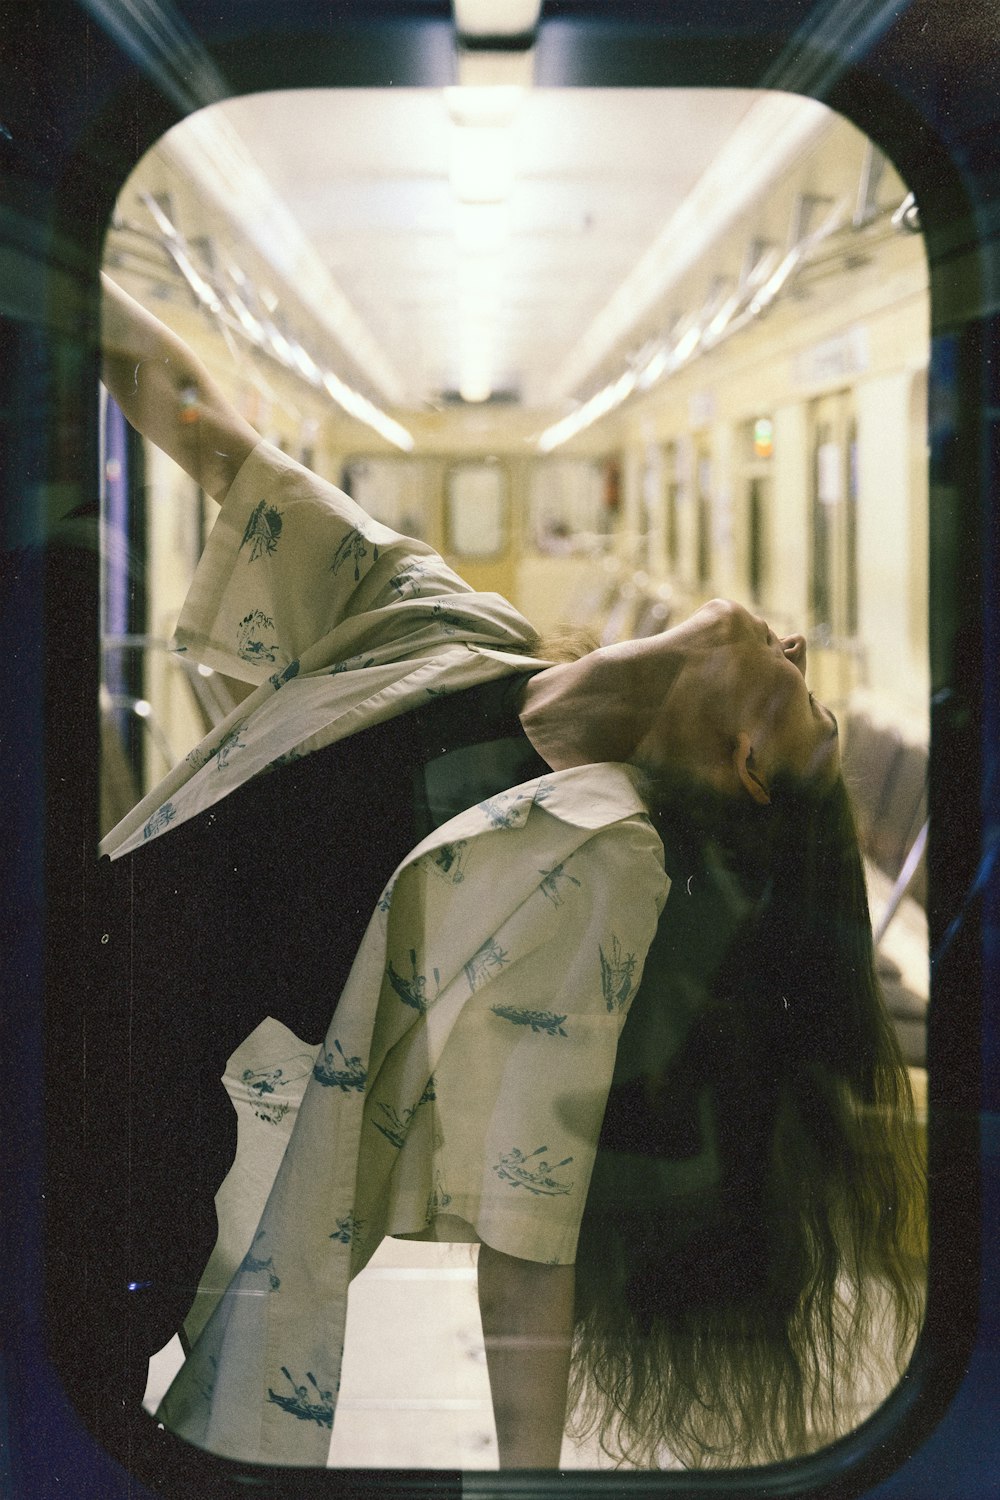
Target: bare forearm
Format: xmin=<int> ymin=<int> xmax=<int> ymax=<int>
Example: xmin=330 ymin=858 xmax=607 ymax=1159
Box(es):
xmin=100 ymin=272 xmax=257 ymax=499
xmin=477 ymin=1245 xmax=574 ymax=1468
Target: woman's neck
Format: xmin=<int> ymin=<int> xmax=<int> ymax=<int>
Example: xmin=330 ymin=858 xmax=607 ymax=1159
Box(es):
xmin=517 ymin=637 xmax=699 ymax=774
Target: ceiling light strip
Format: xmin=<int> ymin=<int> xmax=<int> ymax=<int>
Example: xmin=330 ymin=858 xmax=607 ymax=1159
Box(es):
xmin=134 ymin=197 xmax=414 ymax=452
xmin=537 ymin=193 xmax=855 ymax=454
xmin=545 ymin=92 xmax=833 ymax=405
xmin=160 ymin=110 xmax=408 ymax=407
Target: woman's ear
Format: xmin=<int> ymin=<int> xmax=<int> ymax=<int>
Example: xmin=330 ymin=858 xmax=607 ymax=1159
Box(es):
xmin=733 ymin=731 xmax=771 ymax=805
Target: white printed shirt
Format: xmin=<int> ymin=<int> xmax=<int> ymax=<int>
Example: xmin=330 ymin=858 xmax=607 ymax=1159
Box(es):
xmin=108 ymin=443 xmax=668 ymax=1464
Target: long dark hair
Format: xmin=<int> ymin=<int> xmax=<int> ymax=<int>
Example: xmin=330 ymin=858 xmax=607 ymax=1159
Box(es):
xmin=569 ymin=769 xmax=925 ymax=1466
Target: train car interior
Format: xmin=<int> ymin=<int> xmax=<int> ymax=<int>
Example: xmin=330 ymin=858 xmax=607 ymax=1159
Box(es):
xmin=100 ymin=90 xmax=934 ymax=1467
xmin=2 ymin=1 xmax=996 ymax=1498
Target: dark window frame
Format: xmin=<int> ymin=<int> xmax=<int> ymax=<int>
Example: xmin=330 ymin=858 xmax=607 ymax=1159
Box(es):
xmin=1 ymin=3 xmax=994 ymax=1497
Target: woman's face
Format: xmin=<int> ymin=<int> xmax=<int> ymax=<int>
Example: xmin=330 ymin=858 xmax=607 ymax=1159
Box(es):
xmin=680 ymin=599 xmax=840 ymax=784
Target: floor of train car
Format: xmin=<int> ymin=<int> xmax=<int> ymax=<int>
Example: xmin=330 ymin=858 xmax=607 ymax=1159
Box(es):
xmin=140 ymin=872 xmax=927 ymax=1470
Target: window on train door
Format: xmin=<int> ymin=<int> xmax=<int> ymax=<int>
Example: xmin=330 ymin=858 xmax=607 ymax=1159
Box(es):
xmin=742 ymin=416 xmax=774 ymax=607
xmin=695 ymin=443 xmax=713 ymax=587
xmin=664 ymin=441 xmax=681 ymax=571
xmin=809 ymin=390 xmax=859 ymax=645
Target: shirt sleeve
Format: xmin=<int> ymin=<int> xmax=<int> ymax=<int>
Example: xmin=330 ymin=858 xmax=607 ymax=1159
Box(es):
xmin=352 ymin=806 xmax=669 ymax=1266
xmin=171 ymin=440 xmax=490 ymax=683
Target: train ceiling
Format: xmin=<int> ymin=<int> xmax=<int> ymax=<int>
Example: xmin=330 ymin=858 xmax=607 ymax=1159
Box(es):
xmin=104 ymin=1 xmax=914 ymax=449
xmin=208 ymin=85 xmax=764 ymax=412
xmin=115 ymin=90 xmax=837 ymax=413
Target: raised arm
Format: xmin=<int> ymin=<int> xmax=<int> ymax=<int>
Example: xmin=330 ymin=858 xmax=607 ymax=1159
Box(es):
xmin=100 ymin=272 xmax=259 ymax=501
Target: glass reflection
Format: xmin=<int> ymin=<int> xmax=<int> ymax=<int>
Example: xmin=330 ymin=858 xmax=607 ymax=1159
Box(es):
xmin=94 ymin=87 xmax=928 ymax=1469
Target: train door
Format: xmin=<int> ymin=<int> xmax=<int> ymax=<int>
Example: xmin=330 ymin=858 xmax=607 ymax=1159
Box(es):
xmin=809 ymin=389 xmax=860 ymax=704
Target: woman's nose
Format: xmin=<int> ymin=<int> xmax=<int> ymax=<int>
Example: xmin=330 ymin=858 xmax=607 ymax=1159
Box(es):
xmin=782 ymin=634 xmax=807 ymax=673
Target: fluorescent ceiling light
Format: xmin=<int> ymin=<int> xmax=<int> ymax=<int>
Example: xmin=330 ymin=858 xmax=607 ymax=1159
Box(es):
xmin=452 ymin=0 xmax=542 ymax=38
xmin=455 ymin=201 xmax=509 ymax=254
xmin=704 ymin=291 xmax=741 ymax=343
xmin=225 ymin=290 xmax=265 ymax=342
xmin=672 ymin=325 xmax=702 ymax=363
xmin=537 ymin=369 xmax=638 ymax=454
xmin=458 ymin=299 xmax=499 ymax=328
xmin=321 ymin=371 xmax=414 ymax=452
xmin=636 ymin=346 xmax=668 ymax=390
xmin=450 ymin=123 xmax=515 ymax=203
xmin=749 ymin=248 xmax=802 ymax=311
xmin=457 ymin=256 xmax=502 ymax=294
xmin=444 ymin=84 xmax=523 ymax=126
xmin=459 ymin=375 xmax=493 ymax=403
xmin=456 ymin=49 xmax=534 ymax=89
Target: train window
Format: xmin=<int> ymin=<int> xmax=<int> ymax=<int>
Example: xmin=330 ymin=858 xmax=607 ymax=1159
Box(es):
xmin=695 ymin=445 xmax=713 ymax=586
xmin=741 ymin=417 xmax=774 ymax=606
xmin=19 ymin=35 xmax=966 ymax=1487
xmin=89 ymin=83 xmax=931 ymax=1475
xmin=663 ymin=441 xmax=681 ymax=570
xmin=810 ymin=390 xmax=859 ymax=648
xmin=445 ymin=460 xmax=507 ymax=556
xmin=342 ymin=456 xmax=430 ymax=539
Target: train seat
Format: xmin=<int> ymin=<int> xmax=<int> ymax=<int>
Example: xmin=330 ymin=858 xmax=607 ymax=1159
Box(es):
xmin=842 ymin=711 xmax=928 ymax=1067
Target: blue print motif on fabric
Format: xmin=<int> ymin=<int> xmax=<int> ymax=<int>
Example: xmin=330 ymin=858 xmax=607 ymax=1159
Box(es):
xmin=240 ymin=1230 xmax=281 ymax=1289
xmin=387 ymin=562 xmax=430 ymax=598
xmin=212 ymin=726 xmax=246 ymax=771
xmin=427 ymin=1173 xmax=453 ymax=1219
xmin=267 ymin=1368 xmax=334 ymax=1429
xmin=187 ymin=727 xmax=246 ymax=773
xmin=241 ymin=1053 xmax=314 ymax=1124
xmin=331 ymin=528 xmax=379 ymax=581
xmin=377 ymin=879 xmax=395 ymax=913
xmin=493 ymin=1145 xmax=575 ymax=1197
xmin=600 ymin=935 xmax=639 ymax=1013
xmin=464 ymin=935 xmax=509 ymax=993
xmin=241 ymin=499 xmax=283 ymax=562
xmin=329 ymin=1212 xmax=365 ymax=1245
xmin=269 ymin=746 xmax=304 ymax=769
xmin=372 ymin=1077 xmax=436 ymax=1149
xmin=490 ymin=1005 xmax=568 ymax=1037
xmin=329 ymin=655 xmax=376 ymax=676
xmin=269 ymin=658 xmax=300 ymax=690
xmin=236 ymin=609 xmax=281 ymax=664
xmin=421 ymin=840 xmax=469 ymax=886
xmin=313 ymin=1039 xmax=367 ymax=1092
xmin=539 ymin=863 xmax=582 ymax=907
xmin=143 ymin=801 xmax=177 ymax=840
xmin=386 ymin=949 xmax=441 ymax=1012
xmin=430 ymin=601 xmax=470 ymax=636
xmin=477 ymin=791 xmax=528 ymax=830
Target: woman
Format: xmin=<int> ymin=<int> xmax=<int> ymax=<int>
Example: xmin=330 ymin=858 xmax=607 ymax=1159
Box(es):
xmin=92 ymin=275 xmax=923 ymax=1468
